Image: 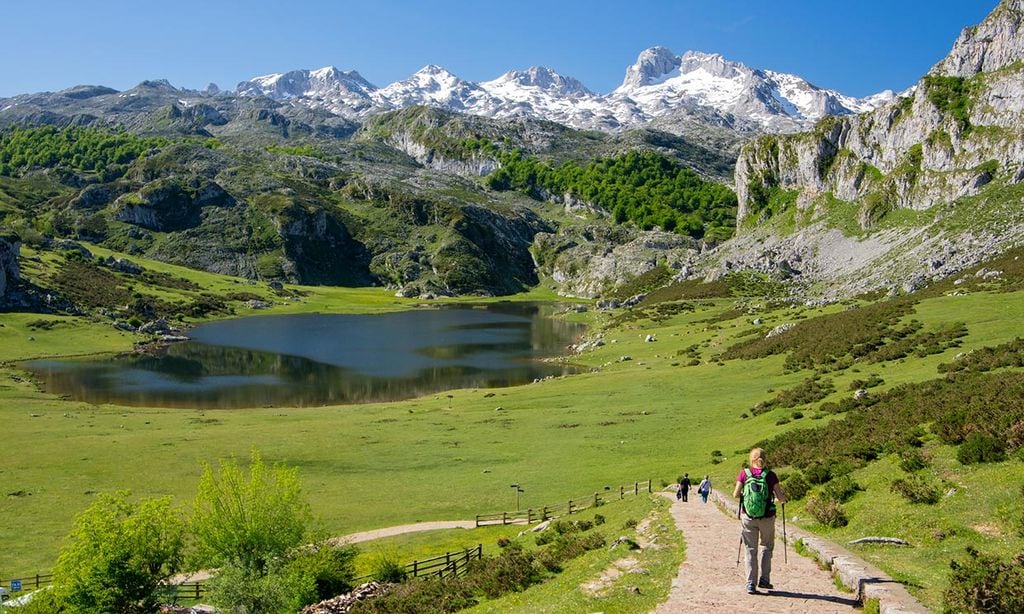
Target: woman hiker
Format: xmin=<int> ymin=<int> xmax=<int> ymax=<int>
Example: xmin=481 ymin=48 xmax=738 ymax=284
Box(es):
xmin=697 ymin=475 xmax=712 ymax=503
xmin=733 ymin=447 xmax=787 ymax=595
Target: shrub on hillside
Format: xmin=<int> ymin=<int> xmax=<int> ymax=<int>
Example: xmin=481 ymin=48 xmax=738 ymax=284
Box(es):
xmin=897 ymin=447 xmax=930 ymax=472
xmin=806 ymin=494 xmax=848 ymax=527
xmin=283 ymin=542 xmax=357 ymax=607
xmin=463 ymin=543 xmax=545 ymax=599
xmin=821 ymin=475 xmax=861 ymax=504
xmin=944 ymin=547 xmax=1024 ymax=613
xmin=782 ymin=473 xmax=810 ymax=501
xmin=369 ymin=553 xmax=408 ymax=583
xmin=890 ymin=474 xmax=941 ymax=505
xmin=957 ymin=432 xmax=1007 ymax=465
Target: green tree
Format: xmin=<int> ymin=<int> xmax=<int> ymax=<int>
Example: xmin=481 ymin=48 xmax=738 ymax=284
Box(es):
xmin=190 ymin=449 xmax=312 ymax=573
xmin=51 ymin=492 xmax=185 ymax=614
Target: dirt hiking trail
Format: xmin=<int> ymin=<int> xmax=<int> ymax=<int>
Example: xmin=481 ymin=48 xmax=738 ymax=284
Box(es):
xmin=653 ymin=492 xmax=861 ymax=613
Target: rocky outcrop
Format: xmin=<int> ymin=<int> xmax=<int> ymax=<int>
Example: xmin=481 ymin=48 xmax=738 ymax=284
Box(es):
xmin=274 ymin=204 xmax=375 ymax=286
xmin=737 ymin=0 xmax=1024 ymax=227
xmin=534 ymin=226 xmax=699 ymax=298
xmin=385 ymin=130 xmax=499 ymax=176
xmin=114 ymin=176 xmax=234 ymax=231
xmin=0 ymin=232 xmax=20 ymax=303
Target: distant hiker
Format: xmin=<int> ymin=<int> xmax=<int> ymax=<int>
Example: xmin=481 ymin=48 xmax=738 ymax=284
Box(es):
xmin=679 ymin=473 xmax=691 ymax=502
xmin=698 ymin=475 xmax=712 ymax=503
xmin=733 ymin=447 xmax=787 ymax=595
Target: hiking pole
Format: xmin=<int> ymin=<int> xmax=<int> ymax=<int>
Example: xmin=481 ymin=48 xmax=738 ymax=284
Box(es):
xmin=736 ymin=499 xmax=743 ymax=567
xmin=782 ymin=503 xmax=788 ymax=565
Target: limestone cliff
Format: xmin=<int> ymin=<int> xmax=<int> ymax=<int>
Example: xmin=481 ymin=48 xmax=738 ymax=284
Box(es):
xmin=727 ymin=0 xmax=1024 ymax=297
xmin=0 ymin=232 xmax=21 ymax=304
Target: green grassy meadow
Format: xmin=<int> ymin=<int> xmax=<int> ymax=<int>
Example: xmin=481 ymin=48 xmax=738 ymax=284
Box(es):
xmin=2 ymin=245 xmax=1024 ymax=611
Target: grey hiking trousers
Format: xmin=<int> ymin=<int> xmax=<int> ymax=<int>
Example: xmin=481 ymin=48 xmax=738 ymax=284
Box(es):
xmin=741 ymin=514 xmax=776 ymax=587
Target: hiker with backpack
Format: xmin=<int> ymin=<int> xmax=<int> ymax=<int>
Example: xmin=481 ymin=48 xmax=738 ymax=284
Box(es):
xmin=697 ymin=475 xmax=712 ymax=503
xmin=733 ymin=447 xmax=787 ymax=595
xmin=678 ymin=473 xmax=691 ymax=502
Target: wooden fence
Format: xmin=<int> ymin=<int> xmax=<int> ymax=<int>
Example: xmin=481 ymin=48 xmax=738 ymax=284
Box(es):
xmin=353 ymin=544 xmax=482 ymax=583
xmin=0 ymin=573 xmax=52 ymax=596
xmin=475 ymin=479 xmax=652 ymax=527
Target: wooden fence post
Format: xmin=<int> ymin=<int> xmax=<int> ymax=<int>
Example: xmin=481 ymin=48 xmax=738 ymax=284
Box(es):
xmin=634 ymin=481 xmax=638 ymax=495
xmin=620 ymin=485 xmax=624 ymax=499
xmin=412 ymin=559 xmax=419 ymax=578
xmin=543 ymin=505 xmax=549 ymax=520
xmin=502 ymin=511 xmax=508 ymax=525
xmin=568 ymin=500 xmax=574 ymax=515
xmin=594 ymin=492 xmax=599 ymax=507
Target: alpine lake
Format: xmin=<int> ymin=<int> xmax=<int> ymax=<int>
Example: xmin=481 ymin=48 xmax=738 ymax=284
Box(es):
xmin=24 ymin=302 xmax=586 ymax=409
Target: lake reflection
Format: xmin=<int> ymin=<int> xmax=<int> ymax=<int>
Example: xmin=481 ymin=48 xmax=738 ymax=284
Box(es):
xmin=25 ymin=303 xmax=585 ymax=409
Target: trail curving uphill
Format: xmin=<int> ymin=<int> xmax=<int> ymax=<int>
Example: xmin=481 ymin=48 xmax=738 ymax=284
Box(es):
xmin=653 ymin=491 xmax=860 ymax=613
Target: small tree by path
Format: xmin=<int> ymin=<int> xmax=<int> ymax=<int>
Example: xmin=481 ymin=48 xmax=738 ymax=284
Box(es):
xmin=191 ymin=449 xmax=312 ymax=573
xmin=52 ymin=491 xmax=186 ymax=613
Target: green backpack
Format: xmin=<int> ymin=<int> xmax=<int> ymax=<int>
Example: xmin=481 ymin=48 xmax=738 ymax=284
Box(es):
xmin=742 ymin=468 xmax=772 ymax=518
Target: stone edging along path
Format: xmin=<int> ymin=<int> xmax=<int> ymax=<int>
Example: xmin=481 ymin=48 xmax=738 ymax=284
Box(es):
xmin=711 ymin=491 xmax=929 ymax=614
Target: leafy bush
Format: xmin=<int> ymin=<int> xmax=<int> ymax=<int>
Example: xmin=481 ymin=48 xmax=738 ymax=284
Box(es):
xmin=191 ymin=449 xmax=312 ymax=573
xmin=957 ymin=432 xmax=1008 ymax=465
xmin=890 ymin=474 xmax=941 ymax=505
xmin=923 ymin=75 xmax=975 ymax=133
xmin=206 ymin=560 xmax=303 ymax=614
xmin=536 ymin=532 xmax=606 ymax=572
xmin=463 ymin=543 xmax=544 ymax=599
xmin=369 ymin=553 xmax=409 ymax=583
xmin=821 ymin=475 xmax=861 ymax=504
xmin=757 ymin=377 xmax=835 ymax=414
xmin=783 ymin=473 xmax=810 ymax=501
xmin=11 ymin=587 xmax=67 ymax=613
xmin=898 ymin=447 xmax=930 ymax=472
xmin=849 ymin=374 xmax=885 ymax=390
xmin=283 ymin=542 xmax=357 ymax=606
xmin=350 ymin=575 xmax=475 ymax=613
xmin=804 ymin=463 xmax=832 ymax=485
xmin=805 ymin=494 xmax=848 ymax=527
xmin=944 ymin=548 xmax=1024 ymax=613
xmin=51 ymin=492 xmax=185 ymax=614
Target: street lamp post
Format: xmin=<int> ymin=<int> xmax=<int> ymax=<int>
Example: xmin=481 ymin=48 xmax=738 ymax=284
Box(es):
xmin=510 ymin=483 xmax=524 ymax=511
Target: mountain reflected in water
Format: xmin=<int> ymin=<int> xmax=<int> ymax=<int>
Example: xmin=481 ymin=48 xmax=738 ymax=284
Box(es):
xmin=25 ymin=303 xmax=585 ymax=409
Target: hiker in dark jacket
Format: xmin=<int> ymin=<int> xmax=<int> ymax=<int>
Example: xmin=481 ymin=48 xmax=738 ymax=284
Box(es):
xmin=678 ymin=473 xmax=691 ymax=502
xmin=733 ymin=447 xmax=787 ymax=594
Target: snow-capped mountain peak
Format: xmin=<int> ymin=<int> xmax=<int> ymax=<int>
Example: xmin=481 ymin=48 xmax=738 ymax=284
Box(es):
xmin=236 ymin=66 xmax=377 ymax=105
xmin=612 ymin=46 xmax=890 ymax=132
xmin=234 ymin=48 xmax=891 ymax=133
xmin=483 ymin=66 xmax=592 ymax=97
xmin=619 ymin=46 xmax=681 ymax=89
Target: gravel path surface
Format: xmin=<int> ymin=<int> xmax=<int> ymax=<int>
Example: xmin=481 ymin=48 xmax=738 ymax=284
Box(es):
xmin=330 ymin=520 xmax=478 ymax=545
xmin=653 ymin=492 xmax=861 ymax=613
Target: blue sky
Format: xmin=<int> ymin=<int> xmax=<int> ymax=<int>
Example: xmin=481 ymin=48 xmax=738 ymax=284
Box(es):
xmin=0 ymin=0 xmax=998 ymax=99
